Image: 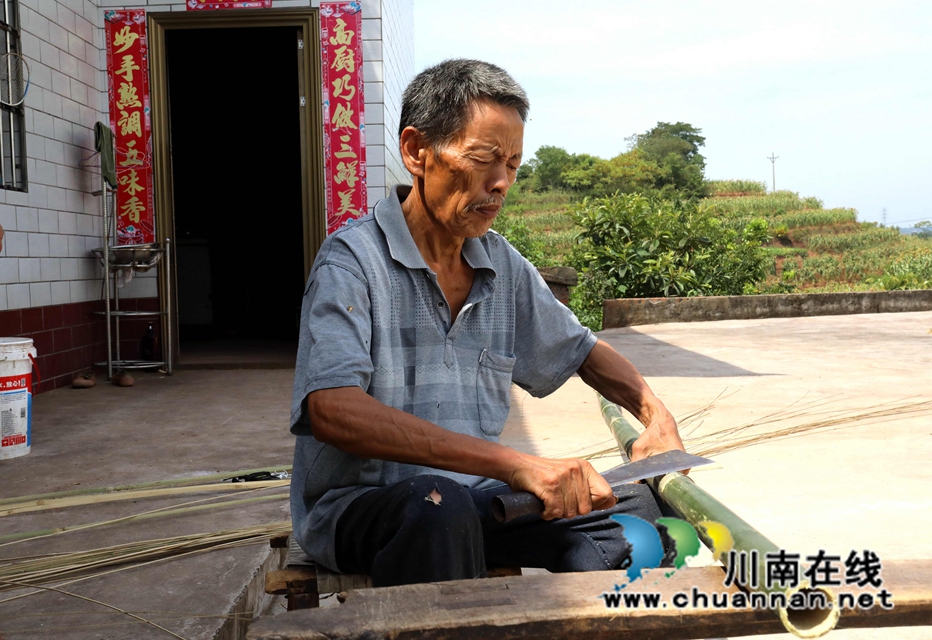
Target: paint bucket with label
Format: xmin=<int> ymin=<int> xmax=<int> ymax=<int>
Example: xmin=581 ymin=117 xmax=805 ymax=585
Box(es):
xmin=0 ymin=338 xmax=37 ymax=460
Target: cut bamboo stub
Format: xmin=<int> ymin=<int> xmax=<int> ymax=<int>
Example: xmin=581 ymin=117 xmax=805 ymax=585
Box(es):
xmin=598 ymin=395 xmax=839 ymax=639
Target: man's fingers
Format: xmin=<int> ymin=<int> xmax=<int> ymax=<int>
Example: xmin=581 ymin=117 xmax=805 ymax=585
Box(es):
xmin=575 ymin=475 xmax=592 ymax=517
xmin=540 ymin=490 xmax=562 ymax=521
xmin=591 ymin=492 xmax=618 ymax=512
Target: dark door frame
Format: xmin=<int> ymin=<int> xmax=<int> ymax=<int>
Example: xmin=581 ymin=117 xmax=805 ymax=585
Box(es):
xmin=147 ymin=9 xmax=325 ymax=363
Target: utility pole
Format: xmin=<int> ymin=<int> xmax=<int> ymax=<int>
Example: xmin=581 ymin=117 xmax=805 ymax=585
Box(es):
xmin=767 ymin=152 xmax=779 ymax=192
xmin=882 ymin=208 xmax=887 ymax=227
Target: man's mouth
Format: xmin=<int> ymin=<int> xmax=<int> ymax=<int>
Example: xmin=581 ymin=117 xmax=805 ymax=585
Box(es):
xmin=466 ymin=197 xmax=504 ymax=218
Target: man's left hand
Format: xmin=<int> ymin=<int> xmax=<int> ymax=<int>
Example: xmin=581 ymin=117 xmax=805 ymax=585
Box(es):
xmin=629 ymin=401 xmax=688 ymax=472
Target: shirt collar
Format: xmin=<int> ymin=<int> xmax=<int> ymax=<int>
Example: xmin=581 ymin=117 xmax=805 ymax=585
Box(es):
xmin=375 ymin=185 xmax=496 ymax=276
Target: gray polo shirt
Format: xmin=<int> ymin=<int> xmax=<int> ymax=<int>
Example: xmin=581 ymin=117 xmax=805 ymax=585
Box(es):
xmin=290 ymin=185 xmax=597 ymax=570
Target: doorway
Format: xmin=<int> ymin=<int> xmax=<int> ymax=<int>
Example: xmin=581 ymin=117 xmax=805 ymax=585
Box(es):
xmin=148 ymin=10 xmax=325 ymax=369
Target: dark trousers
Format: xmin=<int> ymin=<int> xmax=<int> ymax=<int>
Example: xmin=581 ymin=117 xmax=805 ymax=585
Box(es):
xmin=335 ymin=474 xmax=669 ymax=587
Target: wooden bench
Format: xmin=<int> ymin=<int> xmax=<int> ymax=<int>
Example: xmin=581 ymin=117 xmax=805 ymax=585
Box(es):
xmin=264 ymin=534 xmax=521 ymax=610
xmin=252 ymin=559 xmax=932 ymax=639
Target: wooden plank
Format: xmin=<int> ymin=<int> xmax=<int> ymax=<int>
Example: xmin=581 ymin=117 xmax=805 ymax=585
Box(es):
xmin=266 ymin=567 xmax=317 ymax=595
xmin=248 ymin=559 xmax=932 ymax=640
xmin=282 ymin=536 xmax=373 ymax=592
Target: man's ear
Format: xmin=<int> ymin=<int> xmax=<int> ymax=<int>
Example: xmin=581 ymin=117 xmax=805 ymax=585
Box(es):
xmin=399 ymin=126 xmax=428 ymax=178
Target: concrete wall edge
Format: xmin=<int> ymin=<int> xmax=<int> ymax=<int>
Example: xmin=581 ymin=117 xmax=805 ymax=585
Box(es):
xmin=602 ymin=290 xmax=932 ymax=328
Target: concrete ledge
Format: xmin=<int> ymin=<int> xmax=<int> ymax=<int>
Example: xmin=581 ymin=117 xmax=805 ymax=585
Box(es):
xmin=538 ymin=267 xmax=578 ymax=306
xmin=602 ymin=290 xmax=932 ymax=327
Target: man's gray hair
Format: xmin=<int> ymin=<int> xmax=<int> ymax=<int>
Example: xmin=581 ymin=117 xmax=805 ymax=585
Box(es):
xmin=399 ymin=59 xmax=529 ymax=150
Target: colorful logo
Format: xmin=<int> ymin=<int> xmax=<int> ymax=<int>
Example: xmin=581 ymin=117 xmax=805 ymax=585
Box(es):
xmin=609 ymin=514 xmax=731 ymax=587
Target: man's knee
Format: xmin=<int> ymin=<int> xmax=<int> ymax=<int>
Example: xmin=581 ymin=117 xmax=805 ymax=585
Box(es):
xmin=399 ymin=475 xmax=480 ymax=534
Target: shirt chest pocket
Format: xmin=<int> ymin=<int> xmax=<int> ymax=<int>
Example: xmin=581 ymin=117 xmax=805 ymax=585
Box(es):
xmin=477 ymin=349 xmax=516 ymax=437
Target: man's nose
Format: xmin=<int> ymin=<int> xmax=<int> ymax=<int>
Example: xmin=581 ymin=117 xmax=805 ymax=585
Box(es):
xmin=486 ymin=161 xmax=511 ymax=197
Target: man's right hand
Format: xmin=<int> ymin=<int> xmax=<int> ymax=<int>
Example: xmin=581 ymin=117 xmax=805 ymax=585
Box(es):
xmin=507 ymin=453 xmax=616 ymax=520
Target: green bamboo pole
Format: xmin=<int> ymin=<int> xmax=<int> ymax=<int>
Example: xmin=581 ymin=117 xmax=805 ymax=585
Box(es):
xmin=598 ymin=394 xmax=838 ymax=639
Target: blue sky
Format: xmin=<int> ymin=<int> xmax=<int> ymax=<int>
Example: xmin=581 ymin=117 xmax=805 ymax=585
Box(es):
xmin=413 ymin=1 xmax=932 ymax=227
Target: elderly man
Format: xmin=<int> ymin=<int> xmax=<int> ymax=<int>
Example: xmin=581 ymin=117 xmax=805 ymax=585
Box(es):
xmin=290 ymin=59 xmax=685 ymax=587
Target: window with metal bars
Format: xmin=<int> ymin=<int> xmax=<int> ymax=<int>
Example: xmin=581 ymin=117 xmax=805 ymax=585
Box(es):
xmin=0 ymin=0 xmax=25 ymax=191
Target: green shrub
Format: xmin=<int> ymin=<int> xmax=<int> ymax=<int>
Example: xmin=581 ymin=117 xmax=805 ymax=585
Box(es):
xmin=492 ymin=207 xmax=545 ymax=267
xmin=568 ymin=193 xmax=772 ymax=330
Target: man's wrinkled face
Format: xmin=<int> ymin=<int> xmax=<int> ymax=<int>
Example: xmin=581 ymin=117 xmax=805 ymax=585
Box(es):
xmin=421 ymin=100 xmax=524 ymax=238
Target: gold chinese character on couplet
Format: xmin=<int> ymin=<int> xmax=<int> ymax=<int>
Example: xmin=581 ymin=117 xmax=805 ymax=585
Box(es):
xmin=120 ymin=140 xmax=144 ymax=167
xmin=336 ymin=189 xmax=359 ymax=217
xmin=120 ymin=195 xmax=146 ymax=223
xmin=115 ymin=55 xmax=140 ymax=82
xmin=331 ymin=103 xmax=357 ymax=130
xmin=334 ymin=133 xmax=357 ymax=159
xmin=117 ymin=83 xmax=142 ymax=110
xmin=329 ymin=18 xmax=355 ymax=46
xmin=119 ymin=169 xmax=145 ymax=196
xmin=118 ymin=110 xmax=142 ymax=137
xmin=113 ymin=26 xmax=139 ymax=54
xmin=334 ymin=160 xmax=359 ymax=189
xmin=332 ymin=74 xmax=356 ymax=101
xmin=330 ymin=46 xmax=356 ymax=74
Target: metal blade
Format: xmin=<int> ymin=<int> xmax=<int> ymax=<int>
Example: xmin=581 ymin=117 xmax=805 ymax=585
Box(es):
xmin=600 ymin=450 xmax=713 ymax=488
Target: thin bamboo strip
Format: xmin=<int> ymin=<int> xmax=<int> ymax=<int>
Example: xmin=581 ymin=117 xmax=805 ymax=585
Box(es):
xmin=1 ymin=611 xmax=255 ymax=636
xmin=0 ymin=521 xmax=291 ymax=604
xmin=0 ymin=492 xmax=287 ymax=545
xmin=0 ymin=480 xmax=289 ymax=517
xmin=3 ymin=608 xmax=253 ymax=620
xmin=0 ymin=522 xmax=292 ymax=589
xmin=0 ymin=466 xmax=292 ymax=507
xmin=3 ymin=533 xmax=277 ymax=593
xmin=0 ymin=578 xmax=189 ymax=640
xmin=574 ymin=397 xmax=932 ymax=463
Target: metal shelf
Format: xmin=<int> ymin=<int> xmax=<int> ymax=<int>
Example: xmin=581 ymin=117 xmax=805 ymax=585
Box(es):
xmin=93 ymin=310 xmax=166 ymax=318
xmin=94 ymin=359 xmax=167 ymax=371
xmin=91 ymin=131 xmax=173 ymax=382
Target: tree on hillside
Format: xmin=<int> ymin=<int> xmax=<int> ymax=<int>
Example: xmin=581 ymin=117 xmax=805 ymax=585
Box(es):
xmin=523 ymin=145 xmax=574 ymax=190
xmin=628 ymin=122 xmax=708 ymax=198
xmin=561 ymin=150 xmax=661 ymax=196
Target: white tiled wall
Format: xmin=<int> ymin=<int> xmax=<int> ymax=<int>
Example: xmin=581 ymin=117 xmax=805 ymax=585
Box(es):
xmin=377 ymin=0 xmax=413 ymax=193
xmin=5 ymin=0 xmax=412 ymax=308
xmin=0 ymin=0 xmax=107 ymax=310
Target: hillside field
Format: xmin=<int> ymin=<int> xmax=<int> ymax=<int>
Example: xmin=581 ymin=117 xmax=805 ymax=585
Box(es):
xmin=497 ymin=182 xmax=932 ymax=295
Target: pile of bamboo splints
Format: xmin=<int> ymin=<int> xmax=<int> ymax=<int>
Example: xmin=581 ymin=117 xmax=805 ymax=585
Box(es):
xmin=1 ymin=393 xmax=931 ymax=638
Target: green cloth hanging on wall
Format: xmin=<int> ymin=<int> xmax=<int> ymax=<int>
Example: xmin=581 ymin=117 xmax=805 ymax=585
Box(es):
xmin=94 ymin=122 xmax=117 ymax=189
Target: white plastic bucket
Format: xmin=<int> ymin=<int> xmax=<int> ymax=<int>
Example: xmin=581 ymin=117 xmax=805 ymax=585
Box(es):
xmin=0 ymin=337 xmax=37 ymax=460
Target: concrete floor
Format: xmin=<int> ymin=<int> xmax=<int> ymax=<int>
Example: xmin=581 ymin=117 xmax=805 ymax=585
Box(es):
xmin=0 ymin=370 xmax=297 ymax=640
xmin=1 ymin=311 xmax=930 ymax=639
xmin=177 ymin=339 xmax=298 ymax=369
xmin=503 ymin=310 xmax=932 ymax=640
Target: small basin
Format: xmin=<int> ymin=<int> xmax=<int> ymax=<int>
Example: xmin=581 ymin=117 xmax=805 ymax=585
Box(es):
xmin=91 ymin=242 xmax=162 ymax=270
